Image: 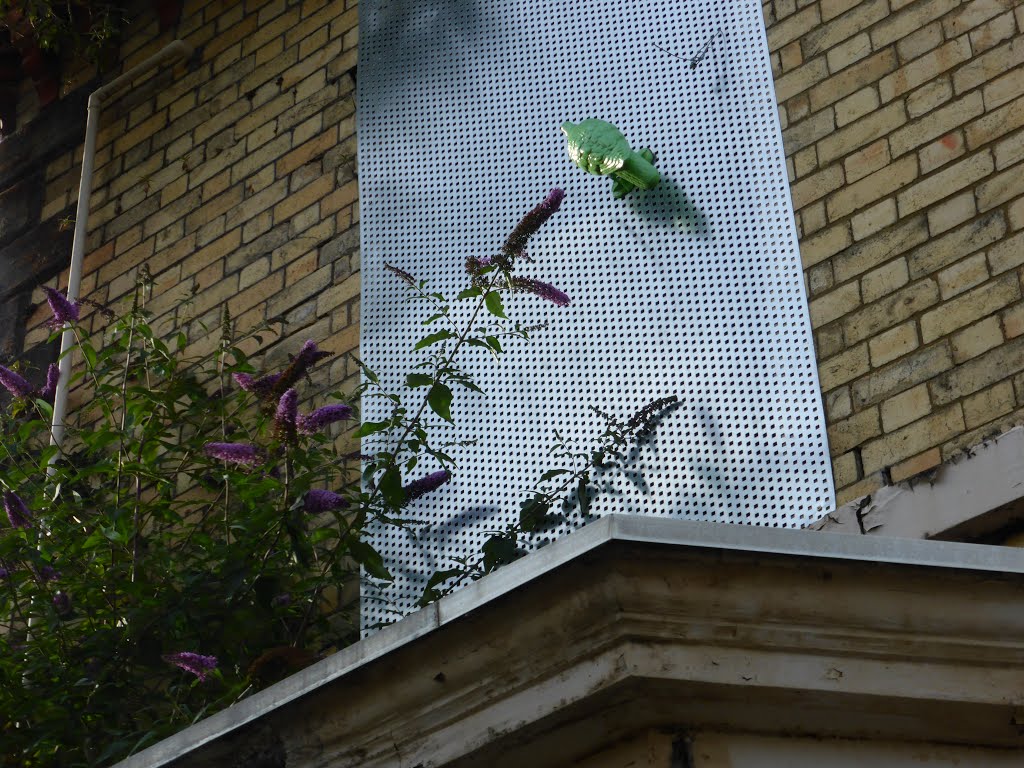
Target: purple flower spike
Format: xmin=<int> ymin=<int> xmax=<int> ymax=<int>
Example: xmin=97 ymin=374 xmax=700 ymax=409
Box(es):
xmin=3 ymin=491 xmax=32 ymax=529
xmin=37 ymin=564 xmax=60 ymax=582
xmin=204 ymin=442 xmax=263 ymax=466
xmin=40 ymin=363 xmax=60 ymax=400
xmin=297 ymin=404 xmax=354 ymax=434
xmin=304 ymin=489 xmax=348 ymax=513
xmin=402 ymin=470 xmax=451 ymax=504
xmin=384 ymin=263 xmax=417 ymax=285
xmin=275 ymin=388 xmax=298 ymax=435
xmin=162 ymin=652 xmax=218 ymax=681
xmin=233 ymin=372 xmax=282 ymax=399
xmin=295 ymin=340 xmax=331 ymax=370
xmin=510 ymin=276 xmax=571 ymax=307
xmin=52 ymin=591 xmax=72 ymax=616
xmin=502 ymin=188 xmax=565 ymax=257
xmin=41 ymin=286 xmax=79 ymax=328
xmin=0 ymin=365 xmax=36 ymax=399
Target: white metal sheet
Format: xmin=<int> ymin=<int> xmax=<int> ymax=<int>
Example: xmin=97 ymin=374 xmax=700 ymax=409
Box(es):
xmin=358 ymin=0 xmax=834 ymax=629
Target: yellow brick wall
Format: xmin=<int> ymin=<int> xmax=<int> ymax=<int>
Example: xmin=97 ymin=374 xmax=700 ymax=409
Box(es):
xmin=22 ymin=0 xmax=1024 ymax=513
xmin=25 ymin=0 xmax=360 ymax=413
xmin=766 ymin=0 xmax=1024 ymax=505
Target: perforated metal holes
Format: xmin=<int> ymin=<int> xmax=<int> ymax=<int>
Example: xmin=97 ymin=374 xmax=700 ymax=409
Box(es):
xmin=358 ymin=0 xmax=834 ymax=630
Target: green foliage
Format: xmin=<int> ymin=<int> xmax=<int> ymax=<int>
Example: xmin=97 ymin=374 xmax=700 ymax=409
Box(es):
xmin=1 ymin=0 xmax=123 ymax=61
xmin=0 ymin=188 xmax=673 ymax=765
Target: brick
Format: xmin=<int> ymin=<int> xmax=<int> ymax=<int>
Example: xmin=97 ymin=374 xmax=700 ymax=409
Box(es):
xmin=224 ymin=178 xmax=289 ymax=229
xmin=836 ymin=86 xmax=880 ymax=127
xmin=937 ymin=252 xmax=990 ymax=299
xmin=897 ymin=151 xmax=995 ymax=217
xmin=827 ymin=406 xmax=881 ymax=455
xmin=803 ymin=0 xmax=889 ymax=59
xmin=988 ymin=230 xmax=1024 ymax=274
xmin=994 ymin=128 xmax=1024 ymax=170
xmin=969 ymin=10 xmax=1017 ymax=54
xmin=909 ymin=210 xmax=1006 ymax=278
xmin=113 ymin=109 xmax=168 ymax=156
xmin=826 ymin=385 xmax=854 ymax=423
xmin=890 ymin=92 xmax=983 ymax=158
xmin=819 ymin=343 xmax=870 ymax=391
xmin=976 ymin=161 xmax=1024 ymax=211
xmin=827 ymin=155 xmax=917 ymax=220
xmin=834 ymin=214 xmax=928 ymax=281
xmin=180 ymin=229 xmax=242 ymax=280
xmin=874 ymin=0 xmax=960 ymax=49
xmin=811 ymin=49 xmax=896 ymax=112
xmin=809 ymin=281 xmax=860 ymax=328
xmin=801 ymin=201 xmax=828 ymax=235
xmin=861 ymin=256 xmax=909 ymax=303
xmin=921 ymin=272 xmax=1020 ymax=343
xmin=984 ymin=65 xmax=1024 ymax=110
xmin=783 ymin=108 xmax=836 ymax=159
xmin=952 ymin=315 xmax=1006 ymax=365
xmin=963 ymin=379 xmax=1016 ymax=429
xmin=890 ymin=447 xmax=942 ymax=483
xmin=794 ymin=146 xmax=817 ymax=180
xmin=868 ymin=320 xmax=920 ymax=368
xmin=774 ymin=57 xmax=829 ymax=103
xmin=861 ymin=404 xmax=965 ymax=473
xmin=927 ymin=191 xmax=976 ymax=236
xmin=184 ymin=185 xmax=244 ymax=235
xmin=266 ymin=264 xmax=333 ymax=317
xmin=770 ymin=5 xmax=821 ymax=50
xmin=851 ymin=197 xmax=898 ymax=241
xmin=1003 ymin=302 xmax=1024 ymax=338
xmin=931 ymin=335 xmax=1024 ymax=404
xmin=818 ymin=102 xmax=907 ymax=164
xmin=881 ymin=383 xmax=932 ymax=432
xmin=316 ymin=273 xmax=360 ymax=315
xmin=844 ymin=279 xmax=940 ymax=344
xmin=274 ymin=172 xmax=334 ymax=222
xmin=919 ymin=130 xmax=966 ymax=174
xmin=807 ymin=261 xmax=835 ymax=295
xmin=906 ymin=78 xmax=954 ymax=119
xmin=879 ymin=38 xmax=972 ymax=102
xmin=965 ymin=95 xmax=1024 ymax=150
xmin=944 ymin=0 xmax=1017 ymax=38
xmin=895 ymin=22 xmax=943 ymax=64
xmin=825 ymin=32 xmax=872 ymax=73
xmin=832 ymin=450 xmax=859 ymax=487
xmin=790 ymin=164 xmax=844 ymax=209
xmin=1010 ymin=195 xmax=1024 ymax=230
xmin=954 ymin=37 xmax=1024 ymax=95
xmin=843 ymin=138 xmax=890 ymax=182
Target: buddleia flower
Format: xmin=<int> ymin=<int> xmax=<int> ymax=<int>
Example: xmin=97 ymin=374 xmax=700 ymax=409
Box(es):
xmin=509 ymin=276 xmax=571 ymax=307
xmin=162 ymin=652 xmax=218 ymax=681
xmin=0 ymin=365 xmax=36 ymax=398
xmin=3 ymin=490 xmax=32 ymax=529
xmin=402 ymin=470 xmax=451 ymax=504
xmin=52 ymin=591 xmax=72 ymax=616
xmin=274 ymin=388 xmax=298 ymax=440
xmin=303 ymin=489 xmax=348 ymax=513
xmin=297 ymin=404 xmax=353 ymax=434
xmin=232 ymin=372 xmax=282 ymax=400
xmin=39 ymin=363 xmax=60 ymax=400
xmin=501 ymin=188 xmax=565 ymax=258
xmin=384 ymin=263 xmax=416 ymax=285
xmin=41 ymin=286 xmax=79 ymax=328
xmin=204 ymin=442 xmax=263 ymax=466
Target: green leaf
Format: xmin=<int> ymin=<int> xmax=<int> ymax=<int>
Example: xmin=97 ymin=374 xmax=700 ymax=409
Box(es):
xmin=455 ymin=379 xmax=484 ymax=394
xmin=378 ymin=467 xmax=404 ymax=509
xmin=484 ymin=291 xmax=506 ymax=318
xmin=539 ymin=468 xmax=569 ymax=482
xmin=415 ymin=330 xmax=455 ymax=350
xmin=427 ymin=383 xmax=454 ymax=423
xmin=578 ymin=476 xmax=591 ymax=515
xmin=349 ymin=539 xmax=392 ymax=580
xmin=519 ymin=495 xmax=550 ymax=532
xmin=482 ymin=535 xmax=517 ymax=572
xmin=356 ymin=420 xmax=391 ymax=437
xmin=406 ymin=373 xmax=433 ymax=389
xmin=457 ymin=287 xmax=482 ymax=299
xmin=485 ymin=336 xmax=503 ymax=353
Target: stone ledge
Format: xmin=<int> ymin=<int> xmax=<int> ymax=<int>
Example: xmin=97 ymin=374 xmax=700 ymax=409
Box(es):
xmin=116 ymin=515 xmax=1024 ymax=768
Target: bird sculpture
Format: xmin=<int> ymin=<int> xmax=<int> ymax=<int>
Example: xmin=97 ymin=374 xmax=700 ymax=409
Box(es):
xmin=560 ymin=119 xmax=661 ymax=198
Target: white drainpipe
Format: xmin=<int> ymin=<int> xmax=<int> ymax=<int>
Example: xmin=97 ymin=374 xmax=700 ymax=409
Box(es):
xmin=48 ymin=40 xmax=192 ymax=470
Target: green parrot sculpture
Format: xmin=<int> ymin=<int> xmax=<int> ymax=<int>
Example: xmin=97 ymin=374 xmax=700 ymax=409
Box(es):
xmin=560 ymin=119 xmax=661 ymax=199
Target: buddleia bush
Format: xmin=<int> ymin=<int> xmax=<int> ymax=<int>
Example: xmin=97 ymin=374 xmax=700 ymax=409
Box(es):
xmin=0 ymin=188 xmax=674 ymax=766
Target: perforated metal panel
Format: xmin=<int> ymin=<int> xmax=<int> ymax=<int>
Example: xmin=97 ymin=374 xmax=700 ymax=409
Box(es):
xmin=358 ymin=0 xmax=834 ymax=629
